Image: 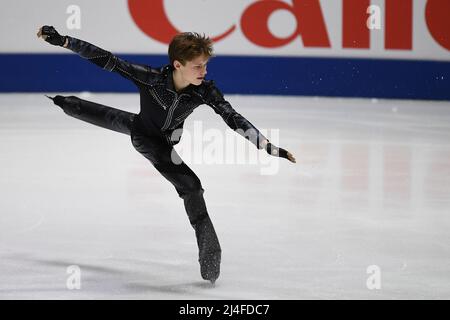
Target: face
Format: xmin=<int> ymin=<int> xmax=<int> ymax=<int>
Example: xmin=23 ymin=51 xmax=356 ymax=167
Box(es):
xmin=174 ymin=54 xmax=209 ymax=86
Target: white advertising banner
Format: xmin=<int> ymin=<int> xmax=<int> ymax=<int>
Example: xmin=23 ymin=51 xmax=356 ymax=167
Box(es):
xmin=1 ymin=0 xmax=449 ymax=61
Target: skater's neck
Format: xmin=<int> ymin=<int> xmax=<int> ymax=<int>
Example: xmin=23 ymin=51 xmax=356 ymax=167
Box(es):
xmin=172 ymin=69 xmax=191 ymax=93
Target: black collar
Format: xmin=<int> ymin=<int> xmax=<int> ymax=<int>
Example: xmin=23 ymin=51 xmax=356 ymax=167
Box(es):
xmin=162 ymin=65 xmax=196 ymax=96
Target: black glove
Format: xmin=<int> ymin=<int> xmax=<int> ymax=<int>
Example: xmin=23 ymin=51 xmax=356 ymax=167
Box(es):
xmin=40 ymin=25 xmax=67 ymax=46
xmin=265 ymin=142 xmax=290 ymax=160
xmin=266 ymin=142 xmax=287 ymax=159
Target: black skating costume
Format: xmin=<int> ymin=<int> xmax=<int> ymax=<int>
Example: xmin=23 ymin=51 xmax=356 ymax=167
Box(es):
xmin=47 ymin=35 xmax=269 ymax=283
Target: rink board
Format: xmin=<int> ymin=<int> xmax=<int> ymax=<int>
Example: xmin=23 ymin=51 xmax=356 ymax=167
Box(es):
xmin=1 ymin=54 xmax=449 ymax=101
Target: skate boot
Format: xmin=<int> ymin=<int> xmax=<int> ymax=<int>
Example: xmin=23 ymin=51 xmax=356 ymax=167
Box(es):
xmin=46 ymin=95 xmax=81 ymax=114
xmin=199 ymin=251 xmax=221 ymax=284
xmin=194 ymin=215 xmax=221 ymax=284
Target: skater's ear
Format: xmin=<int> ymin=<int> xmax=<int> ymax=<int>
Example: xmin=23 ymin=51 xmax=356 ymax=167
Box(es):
xmin=173 ymin=60 xmax=184 ymax=70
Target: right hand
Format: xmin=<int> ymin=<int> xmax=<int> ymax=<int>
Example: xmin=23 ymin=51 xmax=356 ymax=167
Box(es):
xmin=37 ymin=26 xmax=67 ymax=46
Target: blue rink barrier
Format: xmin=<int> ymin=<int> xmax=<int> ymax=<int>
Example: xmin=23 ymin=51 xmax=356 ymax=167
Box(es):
xmin=0 ymin=54 xmax=449 ymax=101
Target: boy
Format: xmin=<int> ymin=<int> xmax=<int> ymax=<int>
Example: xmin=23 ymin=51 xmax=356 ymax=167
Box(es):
xmin=37 ymin=25 xmax=296 ymax=284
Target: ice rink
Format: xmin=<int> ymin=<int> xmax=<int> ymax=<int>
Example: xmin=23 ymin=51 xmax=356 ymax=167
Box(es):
xmin=0 ymin=93 xmax=449 ymax=299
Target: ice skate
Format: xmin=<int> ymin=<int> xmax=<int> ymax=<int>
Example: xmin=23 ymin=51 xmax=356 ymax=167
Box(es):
xmin=194 ymin=216 xmax=222 ymax=283
xmin=199 ymin=250 xmax=221 ymax=284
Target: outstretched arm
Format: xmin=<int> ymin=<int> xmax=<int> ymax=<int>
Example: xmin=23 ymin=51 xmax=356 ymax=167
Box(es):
xmin=37 ymin=26 xmax=154 ymax=87
xmin=203 ymin=83 xmax=296 ymax=163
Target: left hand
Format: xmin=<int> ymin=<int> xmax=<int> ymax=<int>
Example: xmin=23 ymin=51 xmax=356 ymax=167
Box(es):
xmin=263 ymin=141 xmax=296 ymax=163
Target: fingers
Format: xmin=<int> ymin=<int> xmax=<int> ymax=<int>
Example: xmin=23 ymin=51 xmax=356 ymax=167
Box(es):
xmin=37 ymin=27 xmax=48 ymax=40
xmin=287 ymin=152 xmax=296 ymax=163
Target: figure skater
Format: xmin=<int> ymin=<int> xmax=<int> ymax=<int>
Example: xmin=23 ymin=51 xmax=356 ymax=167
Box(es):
xmin=37 ymin=25 xmax=296 ymax=284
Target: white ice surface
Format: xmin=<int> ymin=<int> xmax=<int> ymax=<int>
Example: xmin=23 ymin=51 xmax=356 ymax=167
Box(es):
xmin=0 ymin=93 xmax=449 ymax=299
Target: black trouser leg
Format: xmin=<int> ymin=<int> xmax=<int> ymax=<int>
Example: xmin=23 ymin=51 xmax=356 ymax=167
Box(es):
xmin=49 ymin=95 xmax=221 ymax=281
xmin=130 ymin=129 xmax=221 ymax=282
xmin=49 ymin=95 xmax=136 ymax=135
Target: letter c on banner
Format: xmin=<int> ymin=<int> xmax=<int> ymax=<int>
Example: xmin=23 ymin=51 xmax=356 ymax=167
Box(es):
xmin=241 ymin=0 xmax=330 ymax=48
xmin=128 ymin=0 xmax=236 ymax=44
xmin=425 ymin=0 xmax=450 ymax=50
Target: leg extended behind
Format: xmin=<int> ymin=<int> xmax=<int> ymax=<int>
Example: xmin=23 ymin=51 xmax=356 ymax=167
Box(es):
xmin=48 ymin=95 xmax=136 ymax=135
